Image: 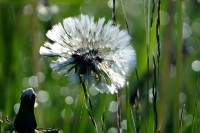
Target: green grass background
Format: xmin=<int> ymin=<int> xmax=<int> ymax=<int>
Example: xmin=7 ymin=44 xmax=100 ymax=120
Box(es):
xmin=0 ymin=0 xmax=200 ymax=132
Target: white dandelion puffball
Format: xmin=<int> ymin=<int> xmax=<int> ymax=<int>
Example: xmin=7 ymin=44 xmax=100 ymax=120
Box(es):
xmin=40 ymin=14 xmax=136 ymax=94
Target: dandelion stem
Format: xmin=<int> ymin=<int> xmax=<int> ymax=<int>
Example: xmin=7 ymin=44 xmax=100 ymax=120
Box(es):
xmin=80 ymin=78 xmax=93 ymax=111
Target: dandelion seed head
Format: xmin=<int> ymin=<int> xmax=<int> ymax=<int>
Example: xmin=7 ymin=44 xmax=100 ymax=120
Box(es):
xmin=40 ymin=14 xmax=136 ymax=94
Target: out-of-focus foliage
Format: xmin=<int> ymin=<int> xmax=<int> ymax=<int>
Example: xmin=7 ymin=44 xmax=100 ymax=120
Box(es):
xmin=0 ymin=0 xmax=200 ymax=132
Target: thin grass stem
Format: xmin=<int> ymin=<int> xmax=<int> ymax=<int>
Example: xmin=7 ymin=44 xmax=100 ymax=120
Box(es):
xmin=130 ymin=106 xmax=137 ymax=133
xmin=180 ymin=104 xmax=185 ymax=133
xmin=153 ymin=55 xmax=158 ymax=133
xmin=192 ymin=72 xmax=200 ymax=132
xmin=72 ymin=88 xmax=85 ymax=133
xmin=126 ymin=86 xmax=133 ymax=133
xmin=175 ymin=0 xmax=183 ymax=132
xmin=116 ymin=94 xmax=121 ymax=133
xmin=112 ymin=0 xmax=116 ymax=25
xmin=150 ymin=0 xmax=156 ymax=27
xmin=119 ymin=0 xmax=129 ymax=33
xmin=144 ymin=0 xmax=152 ymax=130
xmin=156 ymin=0 xmax=161 ymax=78
xmin=101 ymin=108 xmax=106 ymax=133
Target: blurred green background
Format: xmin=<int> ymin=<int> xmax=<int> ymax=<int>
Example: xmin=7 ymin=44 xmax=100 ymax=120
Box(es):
xmin=0 ymin=0 xmax=200 ymax=132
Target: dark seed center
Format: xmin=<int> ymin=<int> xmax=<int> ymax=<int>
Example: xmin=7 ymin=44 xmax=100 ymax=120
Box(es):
xmin=72 ymin=48 xmax=103 ymax=74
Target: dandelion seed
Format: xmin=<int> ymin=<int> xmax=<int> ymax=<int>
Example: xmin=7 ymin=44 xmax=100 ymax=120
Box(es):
xmin=40 ymin=14 xmax=136 ymax=94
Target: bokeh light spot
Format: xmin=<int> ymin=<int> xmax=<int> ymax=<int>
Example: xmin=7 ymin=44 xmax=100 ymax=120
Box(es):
xmin=121 ymin=119 xmax=127 ymax=129
xmin=29 ymin=76 xmax=38 ymax=88
xmin=37 ymin=90 xmax=49 ymax=103
xmin=14 ymin=103 xmax=20 ymax=114
xmin=160 ymin=11 xmax=170 ymax=25
xmin=89 ymin=85 xmax=99 ymax=96
xmin=183 ymin=23 xmax=192 ymax=39
xmin=109 ymin=101 xmax=118 ymax=113
xmin=65 ymin=96 xmax=74 ymax=105
xmin=37 ymin=5 xmax=52 ymax=21
xmin=184 ymin=114 xmax=193 ymax=126
xmin=38 ymin=72 xmax=45 ymax=83
xmin=108 ymin=127 xmax=118 ymax=133
xmin=191 ymin=60 xmax=200 ymax=72
xmin=60 ymin=87 xmax=69 ymax=96
xmin=23 ymin=4 xmax=33 ymax=15
xmin=179 ymin=92 xmax=186 ymax=103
